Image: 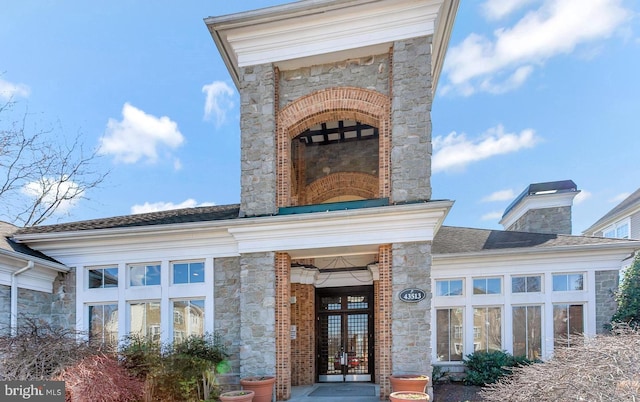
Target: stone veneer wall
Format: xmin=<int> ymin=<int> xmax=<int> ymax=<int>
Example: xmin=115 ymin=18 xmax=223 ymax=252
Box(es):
xmin=391 ymin=241 xmax=433 ymax=399
xmin=239 ymin=252 xmax=276 ymax=377
xmin=278 ymin=53 xmax=390 ymax=108
xmin=17 ymin=288 xmax=52 ymax=327
xmin=290 ymin=283 xmax=315 ymax=386
xmin=214 ymin=257 xmax=242 ymax=390
xmin=506 ymin=206 xmax=572 ymax=235
xmin=239 ymin=64 xmax=277 ymax=217
xmin=0 ymin=285 xmax=9 ymax=334
xmin=51 ymin=269 xmax=76 ymax=329
xmin=391 ymin=36 xmax=433 ymax=203
xmin=0 ymin=270 xmax=75 ymax=334
xmin=595 ymin=270 xmax=620 ymax=334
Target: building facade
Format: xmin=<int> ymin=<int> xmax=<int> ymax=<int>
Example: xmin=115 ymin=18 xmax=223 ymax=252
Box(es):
xmin=3 ymin=1 xmax=639 ymax=401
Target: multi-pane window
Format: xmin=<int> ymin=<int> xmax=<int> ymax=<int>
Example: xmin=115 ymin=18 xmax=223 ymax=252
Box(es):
xmin=89 ymin=304 xmax=118 ymax=346
xmin=88 ymin=267 xmax=118 ymax=289
xmin=173 ymin=299 xmax=205 ymax=343
xmin=604 ymin=221 xmax=630 ymax=239
xmin=172 ymin=262 xmax=204 ymax=284
xmin=553 ymin=304 xmax=584 ymax=347
xmin=130 ymin=301 xmax=161 ymax=341
xmin=436 ymin=279 xmax=463 ymax=296
xmin=512 ymin=275 xmax=541 ymax=293
xmin=473 ymin=277 xmax=501 ymax=295
xmin=473 ymin=307 xmax=501 ymax=353
xmin=436 ymin=308 xmax=464 ymax=361
xmin=552 ymin=274 xmax=583 ymax=291
xmin=512 ymin=305 xmax=542 ymax=359
xmin=129 ymin=263 xmax=161 ymax=287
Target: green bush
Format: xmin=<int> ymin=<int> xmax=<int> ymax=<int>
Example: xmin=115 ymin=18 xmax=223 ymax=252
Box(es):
xmin=611 ymin=253 xmax=640 ymax=328
xmin=119 ymin=333 xmax=229 ymax=402
xmin=463 ymin=350 xmax=533 ymax=386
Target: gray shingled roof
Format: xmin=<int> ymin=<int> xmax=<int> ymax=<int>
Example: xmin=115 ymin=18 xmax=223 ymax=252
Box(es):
xmin=11 ymin=204 xmax=638 ymax=256
xmin=0 ymin=221 xmax=63 ymax=263
xmin=432 ymin=225 xmax=639 ymax=254
xmin=584 ymin=188 xmax=640 ymax=234
xmin=14 ymin=204 xmax=241 ymax=235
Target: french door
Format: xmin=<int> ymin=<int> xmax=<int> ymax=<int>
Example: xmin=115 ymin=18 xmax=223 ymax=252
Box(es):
xmin=317 ymin=286 xmax=374 ymax=382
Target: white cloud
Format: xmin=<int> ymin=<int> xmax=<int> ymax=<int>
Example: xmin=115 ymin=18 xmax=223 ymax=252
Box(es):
xmin=481 ymin=0 xmax=538 ymax=20
xmin=444 ymin=0 xmax=631 ymax=95
xmin=432 ymin=125 xmax=538 ymax=173
xmin=202 ymin=81 xmax=235 ymax=127
xmin=609 ymin=192 xmax=630 ymax=203
xmin=21 ymin=177 xmax=82 ymax=214
xmin=131 ymin=198 xmax=215 ymax=214
xmin=573 ymin=190 xmax=591 ymax=205
xmin=482 ymin=189 xmax=516 ymax=202
xmin=0 ymin=78 xmax=30 ymax=100
xmin=98 ymin=103 xmax=184 ymax=164
xmin=481 ymin=211 xmax=504 ymax=221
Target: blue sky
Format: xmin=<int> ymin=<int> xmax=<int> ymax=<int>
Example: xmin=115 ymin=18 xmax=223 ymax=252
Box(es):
xmin=1 ymin=0 xmax=638 ymax=235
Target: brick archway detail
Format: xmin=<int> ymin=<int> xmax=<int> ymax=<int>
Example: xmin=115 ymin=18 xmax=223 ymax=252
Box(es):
xmin=304 ymin=172 xmax=378 ymax=204
xmin=276 ymin=87 xmax=391 ymax=207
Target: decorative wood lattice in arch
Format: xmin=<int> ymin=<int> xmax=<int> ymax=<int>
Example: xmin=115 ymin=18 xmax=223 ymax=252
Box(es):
xmin=276 ymin=87 xmax=391 ymax=207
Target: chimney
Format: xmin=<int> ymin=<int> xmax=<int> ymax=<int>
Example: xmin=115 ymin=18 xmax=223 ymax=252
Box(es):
xmin=500 ymin=180 xmax=580 ymax=235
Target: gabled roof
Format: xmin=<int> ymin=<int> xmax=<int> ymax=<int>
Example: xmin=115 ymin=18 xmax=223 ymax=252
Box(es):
xmin=584 ymin=188 xmax=640 ymax=234
xmin=433 ymin=225 xmax=638 ymax=255
xmin=0 ymin=221 xmax=65 ymax=265
xmin=14 ymin=204 xmax=241 ymax=235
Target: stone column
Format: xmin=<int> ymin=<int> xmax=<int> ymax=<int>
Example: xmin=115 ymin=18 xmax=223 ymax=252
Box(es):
xmin=239 ymin=252 xmax=277 ymax=377
xmin=239 ymin=64 xmax=277 ymax=217
xmin=391 ymin=36 xmax=433 ymax=202
xmin=392 ymin=242 xmax=433 ymax=398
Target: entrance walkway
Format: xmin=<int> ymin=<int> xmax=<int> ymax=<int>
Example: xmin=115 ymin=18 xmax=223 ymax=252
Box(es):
xmin=290 ymin=383 xmax=381 ymax=402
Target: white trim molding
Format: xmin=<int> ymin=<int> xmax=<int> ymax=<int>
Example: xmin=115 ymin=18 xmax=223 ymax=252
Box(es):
xmin=205 ymin=0 xmax=459 ymax=90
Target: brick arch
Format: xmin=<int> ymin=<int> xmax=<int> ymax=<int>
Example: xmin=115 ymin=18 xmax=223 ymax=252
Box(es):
xmin=305 ymin=172 xmax=378 ymax=204
xmin=277 ymin=87 xmax=391 ymax=207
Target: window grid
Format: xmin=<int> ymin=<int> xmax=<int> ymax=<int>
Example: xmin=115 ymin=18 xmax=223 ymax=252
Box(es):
xmin=88 ymin=267 xmax=118 ymax=289
xmin=473 ymin=277 xmax=502 ymax=295
xmin=172 ymin=261 xmax=205 ymax=284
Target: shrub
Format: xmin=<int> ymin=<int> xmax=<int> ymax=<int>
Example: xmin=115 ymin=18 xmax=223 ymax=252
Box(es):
xmin=119 ymin=333 xmax=229 ymax=402
xmin=611 ymin=253 xmax=640 ymax=328
xmin=54 ymin=354 xmax=143 ymax=402
xmin=480 ymin=325 xmax=640 ymax=402
xmin=463 ymin=350 xmax=533 ymax=386
xmin=0 ymin=317 xmax=96 ymax=380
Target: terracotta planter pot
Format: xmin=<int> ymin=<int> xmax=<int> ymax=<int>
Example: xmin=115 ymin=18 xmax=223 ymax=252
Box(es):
xmin=389 ymin=375 xmax=430 ymax=393
xmin=389 ymin=391 xmax=430 ymax=402
xmin=240 ymin=376 xmax=276 ymax=402
xmin=220 ymin=390 xmax=255 ymax=402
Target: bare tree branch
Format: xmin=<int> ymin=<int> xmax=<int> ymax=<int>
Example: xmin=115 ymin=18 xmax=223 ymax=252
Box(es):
xmin=0 ymin=99 xmax=109 ymax=226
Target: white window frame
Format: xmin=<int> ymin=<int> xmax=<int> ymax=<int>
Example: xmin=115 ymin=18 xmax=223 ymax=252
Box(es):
xmin=603 ymin=218 xmax=630 ymax=239
xmin=435 ymin=278 xmax=464 ymax=296
xmin=472 ymin=277 xmax=502 ymax=295
xmin=552 ymin=273 xmax=585 ymax=292
xmin=171 ymin=260 xmax=205 ymax=285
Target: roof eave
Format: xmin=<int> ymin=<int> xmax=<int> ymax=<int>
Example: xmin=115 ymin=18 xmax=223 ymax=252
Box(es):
xmin=0 ymin=248 xmax=69 ymax=273
xmin=433 ymin=241 xmax=640 ymax=261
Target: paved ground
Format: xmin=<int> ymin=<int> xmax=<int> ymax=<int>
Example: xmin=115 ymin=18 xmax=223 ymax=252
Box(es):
xmin=288 ymin=382 xmax=484 ymax=402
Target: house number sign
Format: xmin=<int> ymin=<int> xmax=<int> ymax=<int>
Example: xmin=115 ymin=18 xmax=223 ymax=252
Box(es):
xmin=399 ymin=288 xmax=426 ymax=303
